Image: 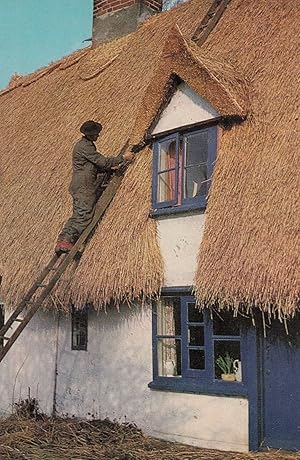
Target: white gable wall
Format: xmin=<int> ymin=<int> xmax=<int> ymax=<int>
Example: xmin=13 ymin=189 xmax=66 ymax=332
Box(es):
xmin=152 ymin=83 xmax=220 ymax=135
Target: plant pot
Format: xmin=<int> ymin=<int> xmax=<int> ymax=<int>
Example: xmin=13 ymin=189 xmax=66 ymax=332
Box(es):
xmin=221 ymin=373 xmax=236 ymax=382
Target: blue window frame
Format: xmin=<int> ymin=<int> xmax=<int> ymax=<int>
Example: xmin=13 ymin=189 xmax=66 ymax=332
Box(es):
xmin=150 ymin=293 xmax=254 ymax=396
xmin=152 ymin=125 xmax=217 ymax=215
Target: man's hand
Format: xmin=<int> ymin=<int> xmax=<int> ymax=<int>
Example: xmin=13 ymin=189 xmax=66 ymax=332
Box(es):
xmin=122 ymin=152 xmax=135 ymax=162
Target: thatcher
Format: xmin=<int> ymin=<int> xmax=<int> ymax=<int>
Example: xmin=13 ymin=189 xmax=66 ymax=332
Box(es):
xmin=0 ymin=0 xmax=299 ymax=318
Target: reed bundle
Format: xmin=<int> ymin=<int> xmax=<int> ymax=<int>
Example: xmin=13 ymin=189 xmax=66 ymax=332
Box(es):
xmin=0 ymin=415 xmax=298 ymax=460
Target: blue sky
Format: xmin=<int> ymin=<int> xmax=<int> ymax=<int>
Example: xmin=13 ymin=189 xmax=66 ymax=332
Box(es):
xmin=0 ymin=0 xmax=93 ymax=89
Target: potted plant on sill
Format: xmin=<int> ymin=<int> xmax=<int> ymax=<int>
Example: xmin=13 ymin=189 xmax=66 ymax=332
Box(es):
xmin=216 ymin=352 xmax=236 ymax=381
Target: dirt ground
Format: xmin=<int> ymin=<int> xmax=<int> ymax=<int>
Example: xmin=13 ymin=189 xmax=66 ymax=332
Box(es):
xmin=0 ymin=416 xmax=299 ymax=460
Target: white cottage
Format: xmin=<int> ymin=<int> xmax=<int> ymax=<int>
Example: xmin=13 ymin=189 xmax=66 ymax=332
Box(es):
xmin=0 ymin=0 xmax=299 ymax=453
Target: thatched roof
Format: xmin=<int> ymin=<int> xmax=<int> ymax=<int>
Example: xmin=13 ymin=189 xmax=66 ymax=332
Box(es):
xmin=194 ymin=0 xmax=300 ymax=318
xmin=0 ymin=0 xmax=299 ymax=317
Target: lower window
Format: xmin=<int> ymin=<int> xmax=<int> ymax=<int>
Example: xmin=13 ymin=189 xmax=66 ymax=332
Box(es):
xmin=151 ymin=294 xmax=248 ymax=395
xmin=71 ymin=306 xmax=88 ymax=351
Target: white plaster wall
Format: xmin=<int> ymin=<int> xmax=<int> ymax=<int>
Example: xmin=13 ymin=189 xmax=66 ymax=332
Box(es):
xmin=152 ymin=83 xmax=219 ymax=135
xmin=0 ymin=303 xmax=249 ymax=451
xmin=55 ymin=306 xmax=249 ymax=452
xmin=0 ymin=310 xmax=57 ymax=415
xmin=157 ymin=213 xmax=206 ymax=286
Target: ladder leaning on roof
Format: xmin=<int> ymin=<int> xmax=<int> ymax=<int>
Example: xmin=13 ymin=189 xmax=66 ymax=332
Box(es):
xmin=0 ymin=140 xmax=143 ymax=364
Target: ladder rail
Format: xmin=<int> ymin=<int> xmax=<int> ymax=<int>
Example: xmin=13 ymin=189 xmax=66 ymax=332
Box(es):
xmin=0 ymin=171 xmax=125 ymax=363
xmin=0 ymin=254 xmax=59 ymax=337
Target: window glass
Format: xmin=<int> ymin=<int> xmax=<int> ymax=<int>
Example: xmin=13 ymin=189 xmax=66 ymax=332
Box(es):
xmin=184 ymin=164 xmax=207 ymax=199
xmin=158 ymin=138 xmax=176 ymax=172
xmin=189 ymin=325 xmax=204 ymax=346
xmin=157 ymin=171 xmax=176 ymax=203
xmin=183 ymin=131 xmax=209 ymax=200
xmin=188 ymin=303 xmax=203 ymax=322
xmin=213 ymin=311 xmax=240 ymax=336
xmin=214 ymin=340 xmax=241 ymax=381
xmin=72 ymin=308 xmax=88 ymax=351
xmin=189 ymin=349 xmax=205 ymax=369
xmin=184 ymin=131 xmax=208 ymax=165
xmin=157 ymin=297 xmax=181 ymax=336
xmin=158 ymin=338 xmax=181 ymax=376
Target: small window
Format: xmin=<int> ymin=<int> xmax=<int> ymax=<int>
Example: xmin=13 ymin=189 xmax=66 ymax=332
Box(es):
xmin=152 ymin=125 xmax=217 ymax=214
xmin=151 ymin=294 xmax=248 ymax=396
xmin=71 ymin=307 xmax=88 ymax=351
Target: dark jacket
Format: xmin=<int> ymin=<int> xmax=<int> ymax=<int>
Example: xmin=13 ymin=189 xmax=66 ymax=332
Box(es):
xmin=69 ymin=137 xmax=124 ymax=194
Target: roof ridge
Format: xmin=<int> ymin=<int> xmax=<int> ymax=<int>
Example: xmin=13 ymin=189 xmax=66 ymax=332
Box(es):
xmin=0 ymin=48 xmax=89 ymax=98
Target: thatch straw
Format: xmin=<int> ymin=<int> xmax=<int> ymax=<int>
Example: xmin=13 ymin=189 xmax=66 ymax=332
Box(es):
xmin=61 ymin=148 xmax=164 ymax=310
xmin=0 ymin=0 xmax=210 ymax=311
xmin=0 ymin=415 xmax=298 ymax=460
xmin=194 ymin=0 xmax=300 ymax=317
xmin=0 ymin=0 xmax=298 ymax=317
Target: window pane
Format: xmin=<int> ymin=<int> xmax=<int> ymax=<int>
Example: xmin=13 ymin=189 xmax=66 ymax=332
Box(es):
xmin=213 ymin=311 xmax=240 ymax=336
xmin=72 ymin=308 xmax=88 ymax=351
xmin=189 ymin=349 xmax=205 ymax=370
xmin=157 ymin=297 xmax=181 ymax=336
xmin=158 ymin=138 xmax=177 ymax=172
xmin=188 ymin=303 xmax=203 ymax=323
xmin=214 ymin=340 xmax=241 ymax=381
xmin=158 ymin=338 xmax=181 ymax=376
xmin=157 ymin=171 xmax=176 ymax=203
xmin=189 ymin=326 xmax=204 ymax=346
xmin=184 ymin=164 xmax=207 ymax=199
xmin=184 ymin=131 xmax=208 ymax=166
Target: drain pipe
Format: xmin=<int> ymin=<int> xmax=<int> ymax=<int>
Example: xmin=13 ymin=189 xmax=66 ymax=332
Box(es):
xmin=52 ymin=311 xmax=60 ymax=416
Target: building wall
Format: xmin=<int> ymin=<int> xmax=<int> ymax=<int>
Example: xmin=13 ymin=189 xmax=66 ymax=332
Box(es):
xmin=157 ymin=213 xmax=206 ymax=286
xmin=0 ymin=311 xmax=58 ymax=416
xmin=55 ymin=306 xmax=248 ymax=452
xmin=152 ymin=83 xmax=220 ymax=135
xmin=93 ymin=0 xmax=161 ymax=18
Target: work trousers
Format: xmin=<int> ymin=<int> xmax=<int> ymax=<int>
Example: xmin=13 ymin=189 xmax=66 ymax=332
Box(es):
xmin=58 ymin=187 xmax=97 ymax=243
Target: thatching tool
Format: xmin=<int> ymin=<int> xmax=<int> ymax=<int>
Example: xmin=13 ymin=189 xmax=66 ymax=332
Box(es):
xmin=0 ymin=138 xmax=148 ymax=364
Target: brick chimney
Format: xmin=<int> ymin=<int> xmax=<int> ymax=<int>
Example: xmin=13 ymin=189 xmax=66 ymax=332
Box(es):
xmin=93 ymin=0 xmax=162 ymax=44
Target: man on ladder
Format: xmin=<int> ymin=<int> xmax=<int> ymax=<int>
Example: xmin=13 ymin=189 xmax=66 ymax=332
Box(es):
xmin=55 ymin=120 xmax=135 ymax=254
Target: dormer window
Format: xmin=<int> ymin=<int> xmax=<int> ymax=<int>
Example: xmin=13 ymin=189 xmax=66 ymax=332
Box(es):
xmin=150 ymin=82 xmax=219 ymax=215
xmin=152 ymin=123 xmax=218 ymax=213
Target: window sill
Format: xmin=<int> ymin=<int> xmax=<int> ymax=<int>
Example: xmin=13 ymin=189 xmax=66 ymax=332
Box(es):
xmin=148 ymin=378 xmax=248 ymax=397
xmin=150 ymin=203 xmax=206 ymax=218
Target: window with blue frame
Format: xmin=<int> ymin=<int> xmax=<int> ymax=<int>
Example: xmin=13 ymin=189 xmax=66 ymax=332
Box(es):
xmin=152 ymin=125 xmax=217 ymax=213
xmin=150 ymin=294 xmax=251 ymax=396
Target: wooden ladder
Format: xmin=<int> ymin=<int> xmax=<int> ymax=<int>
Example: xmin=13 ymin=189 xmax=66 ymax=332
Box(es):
xmin=0 ymin=164 xmax=128 ymax=363
xmin=192 ymin=0 xmax=231 ymax=46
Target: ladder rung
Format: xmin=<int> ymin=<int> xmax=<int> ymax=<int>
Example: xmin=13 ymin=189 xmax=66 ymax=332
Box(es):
xmin=14 ymin=319 xmax=23 ymax=322
xmin=0 ymin=336 xmax=10 ymax=340
xmin=37 ymin=284 xmax=48 ymax=288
